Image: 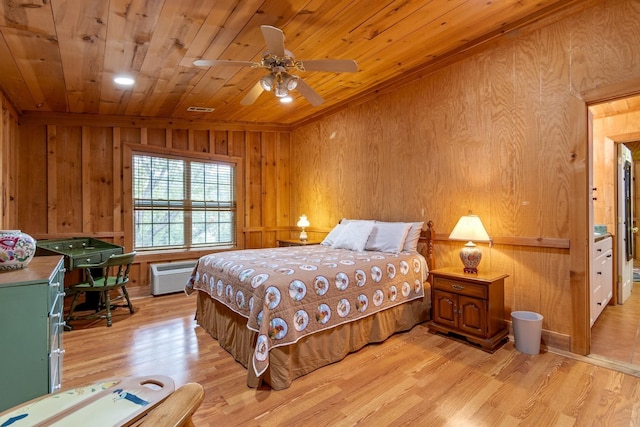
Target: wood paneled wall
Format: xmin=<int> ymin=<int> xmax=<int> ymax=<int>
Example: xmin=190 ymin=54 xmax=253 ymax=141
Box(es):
xmin=0 ymin=94 xmax=19 ymax=229
xmin=291 ymin=0 xmax=640 ymax=354
xmin=12 ymin=113 xmax=291 ymax=296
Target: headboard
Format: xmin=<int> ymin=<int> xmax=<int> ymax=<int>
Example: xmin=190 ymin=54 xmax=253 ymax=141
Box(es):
xmin=418 ymin=220 xmax=435 ymax=273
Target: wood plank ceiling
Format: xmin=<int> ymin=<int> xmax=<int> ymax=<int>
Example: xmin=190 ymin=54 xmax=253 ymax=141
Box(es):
xmin=591 ymin=94 xmax=640 ymax=119
xmin=0 ymin=0 xmax=589 ymax=126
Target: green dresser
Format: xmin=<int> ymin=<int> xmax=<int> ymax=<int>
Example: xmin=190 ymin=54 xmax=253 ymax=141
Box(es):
xmin=0 ymin=256 xmax=65 ymax=412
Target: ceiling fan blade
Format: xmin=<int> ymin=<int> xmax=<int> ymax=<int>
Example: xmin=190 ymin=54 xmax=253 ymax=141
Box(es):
xmin=194 ymin=59 xmax=258 ymax=67
xmin=295 ymin=78 xmax=324 ymax=106
xmin=241 ymin=81 xmax=264 ymax=105
xmin=298 ymin=59 xmax=358 ymax=73
xmin=261 ymin=25 xmax=286 ymax=57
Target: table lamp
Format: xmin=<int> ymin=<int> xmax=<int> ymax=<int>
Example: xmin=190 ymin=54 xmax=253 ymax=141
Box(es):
xmin=448 ymin=215 xmax=491 ymax=273
xmin=297 ymin=215 xmax=310 ymax=241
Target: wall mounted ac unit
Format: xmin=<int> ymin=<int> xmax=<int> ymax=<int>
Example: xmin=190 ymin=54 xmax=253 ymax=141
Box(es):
xmin=150 ymin=260 xmax=197 ymax=295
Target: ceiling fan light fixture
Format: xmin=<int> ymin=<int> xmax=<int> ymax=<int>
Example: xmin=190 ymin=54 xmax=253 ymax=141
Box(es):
xmin=212 ymin=25 xmax=355 ymax=106
xmin=280 ymin=96 xmax=293 ymax=103
xmin=260 ymin=74 xmax=275 ymax=91
xmin=284 ymin=74 xmax=299 ymax=90
xmin=274 ymin=80 xmax=289 ymax=98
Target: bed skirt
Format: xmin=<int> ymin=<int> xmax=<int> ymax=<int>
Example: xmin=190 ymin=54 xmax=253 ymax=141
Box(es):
xmin=195 ymin=287 xmax=431 ymax=390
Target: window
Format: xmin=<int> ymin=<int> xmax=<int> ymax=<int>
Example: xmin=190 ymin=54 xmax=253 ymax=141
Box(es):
xmin=132 ymin=153 xmax=236 ymax=250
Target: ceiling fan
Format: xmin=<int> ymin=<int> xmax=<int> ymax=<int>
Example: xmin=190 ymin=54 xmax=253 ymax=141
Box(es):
xmin=193 ymin=25 xmax=358 ymax=106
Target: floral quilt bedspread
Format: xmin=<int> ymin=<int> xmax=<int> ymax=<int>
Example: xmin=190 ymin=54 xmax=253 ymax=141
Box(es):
xmin=185 ymin=245 xmax=428 ymax=377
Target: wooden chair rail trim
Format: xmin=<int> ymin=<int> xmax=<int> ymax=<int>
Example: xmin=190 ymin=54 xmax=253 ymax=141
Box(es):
xmin=434 ymin=233 xmax=571 ymax=249
xmin=248 ymin=222 xmax=570 ymax=250
xmin=243 ymin=226 xmax=298 ymax=232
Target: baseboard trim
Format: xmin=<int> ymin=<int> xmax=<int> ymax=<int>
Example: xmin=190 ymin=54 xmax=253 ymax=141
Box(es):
xmin=546 ymin=347 xmax=640 ymax=378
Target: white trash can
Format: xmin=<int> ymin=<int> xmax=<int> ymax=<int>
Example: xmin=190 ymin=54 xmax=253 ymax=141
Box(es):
xmin=511 ymin=311 xmax=543 ymax=355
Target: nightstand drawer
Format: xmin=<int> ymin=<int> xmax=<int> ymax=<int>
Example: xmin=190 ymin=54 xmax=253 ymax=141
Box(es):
xmin=277 ymin=239 xmax=322 ymax=247
xmin=434 ymin=277 xmax=487 ymax=299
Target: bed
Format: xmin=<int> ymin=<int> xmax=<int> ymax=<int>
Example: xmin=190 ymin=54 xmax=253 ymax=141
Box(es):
xmin=185 ymin=220 xmax=435 ymax=390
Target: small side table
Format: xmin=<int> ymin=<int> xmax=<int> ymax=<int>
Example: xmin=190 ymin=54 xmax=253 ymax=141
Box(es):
xmin=277 ymin=239 xmax=322 ymax=247
xmin=428 ymin=266 xmax=508 ymax=352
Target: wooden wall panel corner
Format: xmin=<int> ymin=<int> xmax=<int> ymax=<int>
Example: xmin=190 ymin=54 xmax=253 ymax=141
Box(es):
xmin=0 ymin=98 xmax=20 ymax=229
xmin=17 ymin=124 xmax=48 ymax=233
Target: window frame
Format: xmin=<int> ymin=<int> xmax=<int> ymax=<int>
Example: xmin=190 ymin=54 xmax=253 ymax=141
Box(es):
xmin=124 ymin=143 xmax=243 ymax=255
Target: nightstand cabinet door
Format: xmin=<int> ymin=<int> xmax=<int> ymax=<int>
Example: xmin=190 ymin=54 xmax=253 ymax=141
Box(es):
xmin=433 ymin=290 xmax=458 ymax=327
xmin=458 ymin=295 xmax=487 ymax=336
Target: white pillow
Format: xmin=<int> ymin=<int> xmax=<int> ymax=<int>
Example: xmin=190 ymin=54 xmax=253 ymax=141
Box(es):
xmin=402 ymin=222 xmax=424 ymax=252
xmin=331 ymin=221 xmax=375 ymax=252
xmin=321 ymin=223 xmax=346 ymax=246
xmin=365 ymin=222 xmax=412 ymax=253
xmin=340 ymin=218 xmax=373 ymax=224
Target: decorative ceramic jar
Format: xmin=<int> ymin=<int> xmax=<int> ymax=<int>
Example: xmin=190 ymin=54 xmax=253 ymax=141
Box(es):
xmin=0 ymin=230 xmax=36 ymax=270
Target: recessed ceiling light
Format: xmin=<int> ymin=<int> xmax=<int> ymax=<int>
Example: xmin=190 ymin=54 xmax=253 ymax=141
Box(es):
xmin=113 ymin=75 xmax=135 ymax=86
xmin=280 ymin=96 xmax=293 ymax=104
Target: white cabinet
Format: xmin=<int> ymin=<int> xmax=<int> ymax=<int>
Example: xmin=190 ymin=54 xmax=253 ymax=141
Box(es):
xmin=591 ymin=236 xmax=613 ymax=326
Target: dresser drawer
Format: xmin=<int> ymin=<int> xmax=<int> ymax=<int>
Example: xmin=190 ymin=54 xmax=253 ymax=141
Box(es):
xmin=48 ymin=275 xmax=64 ymax=311
xmin=594 ymin=236 xmax=612 ymax=258
xmin=434 ymin=277 xmax=487 ymax=299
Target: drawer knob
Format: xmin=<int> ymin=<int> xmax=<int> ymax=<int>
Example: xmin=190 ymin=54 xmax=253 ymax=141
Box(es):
xmin=452 ymin=284 xmax=464 ymax=291
xmin=86 ymin=258 xmax=92 ymax=263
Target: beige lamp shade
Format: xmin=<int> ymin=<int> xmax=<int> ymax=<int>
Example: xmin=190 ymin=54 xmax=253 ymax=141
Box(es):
xmin=449 ymin=215 xmax=490 ymax=242
xmin=449 ymin=215 xmax=490 ymax=273
xmin=296 ymin=215 xmax=310 ymax=228
xmin=297 ymin=215 xmax=310 ymax=241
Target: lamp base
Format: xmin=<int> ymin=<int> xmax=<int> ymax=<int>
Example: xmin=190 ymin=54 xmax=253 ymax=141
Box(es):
xmin=460 ymin=242 xmax=482 ymax=274
xmin=299 ymin=230 xmax=308 ymax=241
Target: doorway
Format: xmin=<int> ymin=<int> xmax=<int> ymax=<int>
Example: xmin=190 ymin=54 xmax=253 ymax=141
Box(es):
xmin=618 ymin=144 xmax=634 ymax=304
xmin=589 ymin=96 xmax=640 ymax=365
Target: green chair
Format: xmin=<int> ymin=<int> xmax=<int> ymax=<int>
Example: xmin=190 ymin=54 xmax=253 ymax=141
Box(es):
xmin=66 ymin=252 xmax=136 ymax=327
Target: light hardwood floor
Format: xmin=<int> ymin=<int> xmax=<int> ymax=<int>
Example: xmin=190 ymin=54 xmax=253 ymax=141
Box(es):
xmin=591 ymin=282 xmax=640 ymax=365
xmin=62 ymin=293 xmax=640 ymax=426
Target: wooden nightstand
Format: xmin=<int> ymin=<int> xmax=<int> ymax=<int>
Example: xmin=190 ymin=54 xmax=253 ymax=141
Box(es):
xmin=277 ymin=239 xmax=322 ymax=247
xmin=428 ymin=266 xmax=508 ymax=352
